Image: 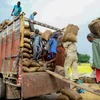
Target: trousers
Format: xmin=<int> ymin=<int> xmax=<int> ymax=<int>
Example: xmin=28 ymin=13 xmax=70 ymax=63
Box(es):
xmin=64 ymin=53 xmax=79 ymax=80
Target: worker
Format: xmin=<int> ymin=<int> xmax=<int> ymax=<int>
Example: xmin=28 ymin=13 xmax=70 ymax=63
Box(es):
xmin=63 ymin=41 xmax=79 ymax=83
xmin=11 ymin=1 xmax=22 ymax=19
xmin=29 ymin=12 xmax=37 ymax=32
xmin=44 ymin=33 xmax=59 ymax=69
xmin=87 ymin=33 xmax=100 ymax=83
xmin=31 ymin=29 xmax=42 ymax=62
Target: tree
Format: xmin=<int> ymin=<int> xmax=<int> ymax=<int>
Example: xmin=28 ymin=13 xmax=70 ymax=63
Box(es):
xmin=77 ymin=53 xmax=90 ymax=63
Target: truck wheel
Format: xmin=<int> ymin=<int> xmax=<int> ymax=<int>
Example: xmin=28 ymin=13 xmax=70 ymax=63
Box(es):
xmin=0 ymin=77 xmax=6 ymax=99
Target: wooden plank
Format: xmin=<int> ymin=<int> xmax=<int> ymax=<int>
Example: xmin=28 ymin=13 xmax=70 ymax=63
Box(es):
xmin=45 ymin=70 xmax=100 ymax=96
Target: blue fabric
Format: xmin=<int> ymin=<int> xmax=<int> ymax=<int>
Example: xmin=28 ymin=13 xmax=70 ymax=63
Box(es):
xmin=49 ymin=38 xmax=57 ymax=54
xmin=47 ymin=52 xmax=56 ymax=60
xmin=13 ymin=5 xmax=22 ymax=16
xmin=76 ymin=80 xmax=85 ymax=93
xmin=29 ymin=13 xmax=34 ymax=20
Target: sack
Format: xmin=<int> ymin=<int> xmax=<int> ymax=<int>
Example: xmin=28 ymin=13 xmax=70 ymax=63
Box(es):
xmin=24 ymin=43 xmax=31 ymax=49
xmin=22 ymin=58 xmax=30 ymax=66
xmin=62 ymin=33 xmax=77 ymax=42
xmin=23 ymin=48 xmax=30 ymax=53
xmin=88 ymin=19 xmax=100 ymax=37
xmin=37 ymin=67 xmax=45 ymax=72
xmin=30 ymin=60 xmax=40 ymax=67
xmin=24 ymin=24 xmax=29 ymax=29
xmin=24 ymin=38 xmax=31 ymax=43
xmin=55 ymin=65 xmax=64 ymax=72
xmin=29 ymin=67 xmax=39 ymax=72
xmin=41 ymin=30 xmax=52 ymax=41
xmin=61 ymin=88 xmax=83 ymax=100
xmin=22 ymin=53 xmax=30 ymax=58
xmin=65 ymin=24 xmax=79 ymax=35
xmin=24 ymin=32 xmax=33 ymax=37
xmin=22 ymin=66 xmax=30 ymax=72
xmin=56 ymin=94 xmax=70 ymax=100
xmin=38 ymin=61 xmax=44 ymax=66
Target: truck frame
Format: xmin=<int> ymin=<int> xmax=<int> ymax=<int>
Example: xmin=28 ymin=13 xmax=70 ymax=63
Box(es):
xmin=0 ymin=13 xmax=69 ymax=100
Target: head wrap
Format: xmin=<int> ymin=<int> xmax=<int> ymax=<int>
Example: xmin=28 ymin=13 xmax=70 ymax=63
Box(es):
xmin=87 ymin=33 xmax=99 ymax=39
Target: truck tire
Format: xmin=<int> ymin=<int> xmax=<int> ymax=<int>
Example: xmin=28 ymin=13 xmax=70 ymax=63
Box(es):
xmin=0 ymin=77 xmax=6 ymax=99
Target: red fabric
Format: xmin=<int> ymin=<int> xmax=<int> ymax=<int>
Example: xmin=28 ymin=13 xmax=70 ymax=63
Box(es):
xmin=96 ymin=68 xmax=100 ymax=82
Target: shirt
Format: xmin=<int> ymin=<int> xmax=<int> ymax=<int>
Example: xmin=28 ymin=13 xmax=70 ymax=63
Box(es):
xmin=63 ymin=41 xmax=77 ymax=56
xmin=31 ymin=34 xmax=42 ymax=47
xmin=13 ymin=5 xmax=22 ymax=16
xmin=49 ymin=38 xmax=57 ymax=54
xmin=29 ymin=13 xmax=34 ymax=20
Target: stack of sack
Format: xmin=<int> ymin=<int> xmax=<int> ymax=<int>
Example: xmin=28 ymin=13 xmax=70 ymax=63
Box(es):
xmin=62 ymin=24 xmax=79 ymax=42
xmin=22 ymin=25 xmax=45 ymax=72
xmin=56 ymin=88 xmax=83 ymax=100
xmin=79 ymin=77 xmax=96 ymax=83
xmin=22 ymin=25 xmax=54 ymax=72
xmin=88 ymin=18 xmax=100 ymax=38
xmin=0 ymin=19 xmax=11 ymax=30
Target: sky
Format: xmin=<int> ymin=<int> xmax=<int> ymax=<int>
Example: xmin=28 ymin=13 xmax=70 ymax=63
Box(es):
xmin=1 ymin=0 xmax=100 ymax=62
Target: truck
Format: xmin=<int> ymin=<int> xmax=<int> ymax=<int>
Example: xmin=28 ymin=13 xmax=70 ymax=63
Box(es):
xmin=0 ymin=13 xmax=69 ymax=100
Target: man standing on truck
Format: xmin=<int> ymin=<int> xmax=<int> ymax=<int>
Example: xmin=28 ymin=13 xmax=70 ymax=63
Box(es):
xmin=31 ymin=29 xmax=42 ymax=62
xmin=29 ymin=12 xmax=37 ymax=32
xmin=44 ymin=33 xmax=58 ymax=69
xmin=63 ymin=41 xmax=79 ymax=83
xmin=11 ymin=1 xmax=22 ymax=19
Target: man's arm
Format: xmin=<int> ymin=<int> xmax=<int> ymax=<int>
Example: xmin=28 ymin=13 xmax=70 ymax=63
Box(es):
xmin=11 ymin=6 xmax=15 ymax=16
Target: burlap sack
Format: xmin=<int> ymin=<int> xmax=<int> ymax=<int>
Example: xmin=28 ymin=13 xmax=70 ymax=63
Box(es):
xmin=87 ymin=77 xmax=93 ymax=83
xmin=23 ymin=48 xmax=30 ymax=53
xmin=24 ymin=38 xmax=31 ymax=43
xmin=37 ymin=67 xmax=45 ymax=72
xmin=24 ymin=43 xmax=31 ymax=49
xmin=30 ymin=60 xmax=40 ymax=67
xmin=61 ymin=88 xmax=83 ymax=100
xmin=56 ymin=94 xmax=69 ymax=100
xmin=24 ymin=24 xmax=29 ymax=29
xmin=84 ymin=77 xmax=88 ymax=83
xmin=55 ymin=65 xmax=64 ymax=73
xmin=41 ymin=30 xmax=52 ymax=41
xmin=88 ymin=19 xmax=100 ymax=37
xmin=47 ymin=67 xmax=54 ymax=71
xmin=65 ymin=24 xmax=79 ymax=35
xmin=0 ymin=25 xmax=3 ymax=30
xmin=22 ymin=58 xmax=31 ymax=66
xmin=24 ymin=29 xmax=30 ymax=33
xmin=62 ymin=33 xmax=77 ymax=42
xmin=92 ymin=78 xmax=96 ymax=83
xmin=29 ymin=67 xmax=39 ymax=72
xmin=24 ymin=32 xmax=31 ymax=37
xmin=38 ymin=61 xmax=44 ymax=66
xmin=5 ymin=19 xmax=11 ymax=24
xmin=22 ymin=52 xmax=30 ymax=58
xmin=79 ymin=77 xmax=84 ymax=83
xmin=29 ymin=50 xmax=32 ymax=54
xmin=30 ymin=54 xmax=33 ymax=58
xmin=22 ymin=66 xmax=30 ymax=72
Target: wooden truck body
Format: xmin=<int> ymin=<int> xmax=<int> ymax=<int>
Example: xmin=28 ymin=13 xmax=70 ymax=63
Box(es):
xmin=0 ymin=14 xmax=69 ymax=99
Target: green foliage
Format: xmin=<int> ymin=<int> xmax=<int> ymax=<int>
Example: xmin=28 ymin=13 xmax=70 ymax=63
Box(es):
xmin=77 ymin=53 xmax=90 ymax=63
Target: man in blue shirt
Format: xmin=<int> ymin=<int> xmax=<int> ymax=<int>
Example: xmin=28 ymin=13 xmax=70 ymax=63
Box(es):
xmin=31 ymin=29 xmax=42 ymax=61
xmin=44 ymin=33 xmax=58 ymax=69
xmin=11 ymin=1 xmax=22 ymax=19
xmin=29 ymin=12 xmax=37 ymax=32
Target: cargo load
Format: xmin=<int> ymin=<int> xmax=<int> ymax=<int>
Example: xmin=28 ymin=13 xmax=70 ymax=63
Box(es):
xmin=62 ymin=24 xmax=79 ymax=42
